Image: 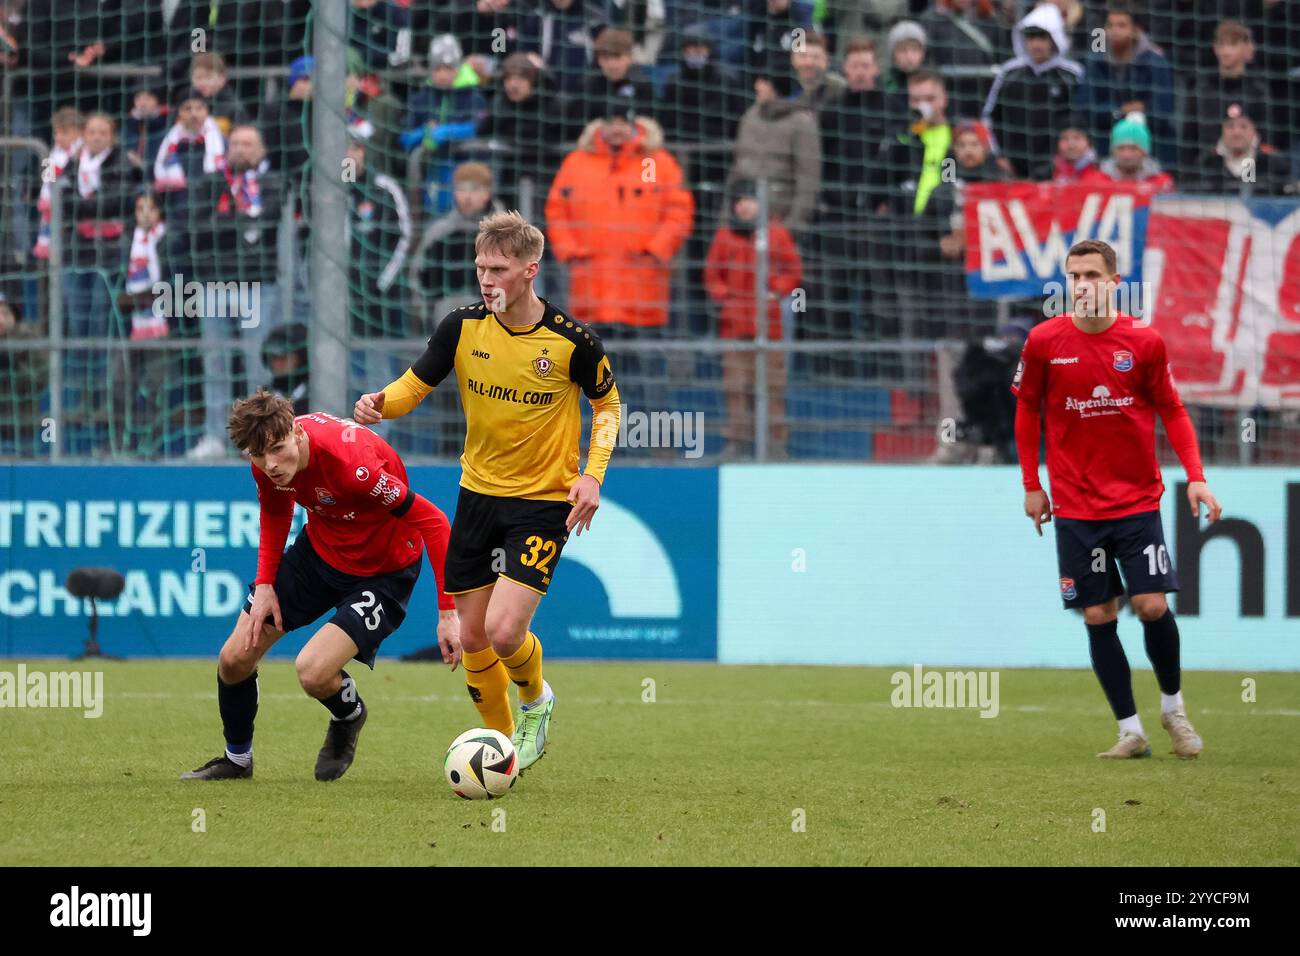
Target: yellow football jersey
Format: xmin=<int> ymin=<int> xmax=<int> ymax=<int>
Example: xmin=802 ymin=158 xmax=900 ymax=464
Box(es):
xmin=381 ymin=300 xmax=619 ymax=501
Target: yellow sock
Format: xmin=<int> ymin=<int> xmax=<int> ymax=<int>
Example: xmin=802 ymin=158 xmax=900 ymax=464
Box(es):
xmin=463 ymin=646 xmax=513 ymax=736
xmin=502 ymin=631 xmax=545 ymax=705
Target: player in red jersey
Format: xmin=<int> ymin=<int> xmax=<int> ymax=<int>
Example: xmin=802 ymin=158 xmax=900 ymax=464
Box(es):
xmin=1012 ymin=239 xmax=1223 ymax=760
xmin=181 ymin=389 xmax=461 ymax=781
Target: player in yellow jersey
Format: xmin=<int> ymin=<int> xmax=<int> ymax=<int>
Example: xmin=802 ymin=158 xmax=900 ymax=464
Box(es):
xmin=354 ymin=210 xmax=620 ymax=770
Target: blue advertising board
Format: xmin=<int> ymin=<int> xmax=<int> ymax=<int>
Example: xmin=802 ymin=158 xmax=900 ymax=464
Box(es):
xmin=0 ymin=465 xmax=717 ymax=661
xmin=719 ymin=465 xmax=1300 ymax=670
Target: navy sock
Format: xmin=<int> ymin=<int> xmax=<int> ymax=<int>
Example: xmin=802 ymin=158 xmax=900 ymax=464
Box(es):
xmin=320 ymin=670 xmax=363 ymax=721
xmin=218 ymin=669 xmax=258 ymax=751
xmin=1142 ymin=609 xmax=1181 ymax=695
xmin=1086 ymin=620 xmax=1136 ymax=720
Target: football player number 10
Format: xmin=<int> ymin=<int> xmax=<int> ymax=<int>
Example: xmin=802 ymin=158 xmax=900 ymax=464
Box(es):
xmin=1143 ymin=544 xmax=1170 ymax=576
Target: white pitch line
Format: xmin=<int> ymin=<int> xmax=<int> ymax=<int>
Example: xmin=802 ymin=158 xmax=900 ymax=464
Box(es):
xmin=110 ymin=692 xmax=1300 ymax=716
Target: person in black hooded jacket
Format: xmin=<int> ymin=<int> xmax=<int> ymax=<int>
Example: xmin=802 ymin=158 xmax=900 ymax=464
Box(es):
xmin=661 ymin=32 xmax=747 ymax=190
xmin=474 ymin=53 xmax=567 ymax=211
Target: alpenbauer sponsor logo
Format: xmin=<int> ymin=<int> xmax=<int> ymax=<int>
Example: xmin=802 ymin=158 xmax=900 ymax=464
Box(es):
xmin=1065 ymin=385 xmax=1136 ymax=416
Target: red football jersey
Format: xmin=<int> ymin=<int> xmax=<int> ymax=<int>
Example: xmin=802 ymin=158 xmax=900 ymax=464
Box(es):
xmin=1011 ymin=313 xmax=1202 ymax=520
xmin=253 ymin=413 xmax=423 ymax=577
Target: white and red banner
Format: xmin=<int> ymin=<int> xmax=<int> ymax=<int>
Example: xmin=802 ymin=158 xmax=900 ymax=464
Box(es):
xmin=963 ymin=181 xmax=1161 ymax=298
xmin=1144 ymin=196 xmax=1300 ymax=409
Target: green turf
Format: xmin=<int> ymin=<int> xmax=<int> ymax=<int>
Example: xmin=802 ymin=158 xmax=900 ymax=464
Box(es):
xmin=1 ymin=659 xmax=1297 ymax=866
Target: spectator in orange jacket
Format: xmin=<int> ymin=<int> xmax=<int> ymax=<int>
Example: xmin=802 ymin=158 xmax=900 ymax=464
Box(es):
xmin=544 ymin=98 xmax=695 ymax=333
xmin=704 ymin=179 xmax=802 ymax=459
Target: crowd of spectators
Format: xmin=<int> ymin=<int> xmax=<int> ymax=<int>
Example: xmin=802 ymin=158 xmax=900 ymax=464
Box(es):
xmin=0 ymin=0 xmax=1297 ymax=459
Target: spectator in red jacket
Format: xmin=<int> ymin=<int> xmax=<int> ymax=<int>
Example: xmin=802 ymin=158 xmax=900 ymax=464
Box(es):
xmin=704 ymin=179 xmax=803 ymax=459
xmin=1099 ymin=113 xmax=1174 ymax=193
xmin=1036 ymin=125 xmax=1108 ymax=183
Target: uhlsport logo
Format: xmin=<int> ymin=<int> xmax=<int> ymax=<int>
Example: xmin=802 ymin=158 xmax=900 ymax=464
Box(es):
xmin=1113 ymin=350 xmax=1134 ymax=371
xmin=1060 ymin=577 xmax=1078 ymax=600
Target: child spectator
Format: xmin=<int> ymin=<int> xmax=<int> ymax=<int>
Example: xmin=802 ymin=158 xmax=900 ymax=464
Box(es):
xmin=33 ymin=107 xmax=84 ymax=260
xmin=153 ymin=93 xmax=225 ymax=193
xmin=400 ymin=34 xmax=487 ymax=213
xmin=114 ymin=192 xmax=175 ymax=454
xmin=118 ymin=192 xmax=169 ymax=341
xmin=124 ymin=84 xmax=170 ymax=179
xmin=704 ymin=178 xmax=802 ymax=460
xmin=188 ymin=52 xmax=249 ymax=139
xmin=882 ymin=20 xmax=928 ymax=97
xmin=411 ymin=161 xmax=505 ymax=325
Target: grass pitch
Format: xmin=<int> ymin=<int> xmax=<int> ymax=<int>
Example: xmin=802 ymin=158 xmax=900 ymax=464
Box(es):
xmin=2 ymin=660 xmax=1296 ymax=866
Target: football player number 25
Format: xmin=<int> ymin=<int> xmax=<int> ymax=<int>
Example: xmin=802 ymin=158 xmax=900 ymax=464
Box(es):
xmin=1143 ymin=544 xmax=1169 ymax=576
xmin=350 ymin=590 xmax=386 ymax=631
xmin=520 ymin=535 xmax=556 ymax=574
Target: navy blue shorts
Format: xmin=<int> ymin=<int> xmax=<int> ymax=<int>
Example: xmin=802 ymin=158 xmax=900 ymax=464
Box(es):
xmin=1052 ymin=509 xmax=1179 ymax=609
xmin=243 ymin=531 xmax=420 ymax=668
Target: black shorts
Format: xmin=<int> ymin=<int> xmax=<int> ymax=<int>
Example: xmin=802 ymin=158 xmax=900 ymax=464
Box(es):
xmin=445 ymin=486 xmax=571 ymax=595
xmin=243 ymin=531 xmax=420 ymax=668
xmin=1053 ymin=509 xmax=1179 ymax=609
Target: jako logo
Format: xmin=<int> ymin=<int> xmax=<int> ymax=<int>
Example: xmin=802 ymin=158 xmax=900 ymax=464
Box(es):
xmin=50 ymin=886 xmax=151 ymax=936
xmin=471 ymin=349 xmax=490 ymax=359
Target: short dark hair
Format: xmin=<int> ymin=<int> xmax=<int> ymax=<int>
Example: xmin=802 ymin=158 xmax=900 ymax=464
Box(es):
xmin=1067 ymin=239 xmax=1118 ymax=275
xmin=907 ymin=68 xmax=945 ymax=90
xmin=842 ymin=35 xmax=877 ymax=59
xmin=1106 ymin=1 xmax=1144 ymax=28
xmin=227 ymin=388 xmax=295 ymax=455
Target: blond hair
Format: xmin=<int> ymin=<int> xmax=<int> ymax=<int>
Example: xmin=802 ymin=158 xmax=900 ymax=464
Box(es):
xmin=475 ymin=210 xmax=544 ymax=263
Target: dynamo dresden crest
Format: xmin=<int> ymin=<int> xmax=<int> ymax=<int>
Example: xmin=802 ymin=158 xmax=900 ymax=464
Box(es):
xmin=532 ymin=356 xmax=553 ymax=378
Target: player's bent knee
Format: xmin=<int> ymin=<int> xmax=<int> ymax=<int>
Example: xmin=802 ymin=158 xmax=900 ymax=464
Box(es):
xmin=294 ymin=652 xmax=336 ymax=698
xmin=1082 ymin=605 xmax=1118 ymax=626
xmin=1132 ymin=593 xmax=1168 ymax=621
xmin=218 ymin=634 xmax=257 ymax=683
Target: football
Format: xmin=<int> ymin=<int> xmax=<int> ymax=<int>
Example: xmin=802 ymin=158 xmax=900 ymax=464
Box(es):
xmin=443 ymin=728 xmax=519 ymax=799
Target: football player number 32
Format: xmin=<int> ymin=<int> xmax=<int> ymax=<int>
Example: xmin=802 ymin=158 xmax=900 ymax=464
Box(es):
xmin=520 ymin=535 xmax=557 ymax=574
xmin=1143 ymin=544 xmax=1170 ymax=576
xmin=350 ymin=590 xmax=386 ymax=631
